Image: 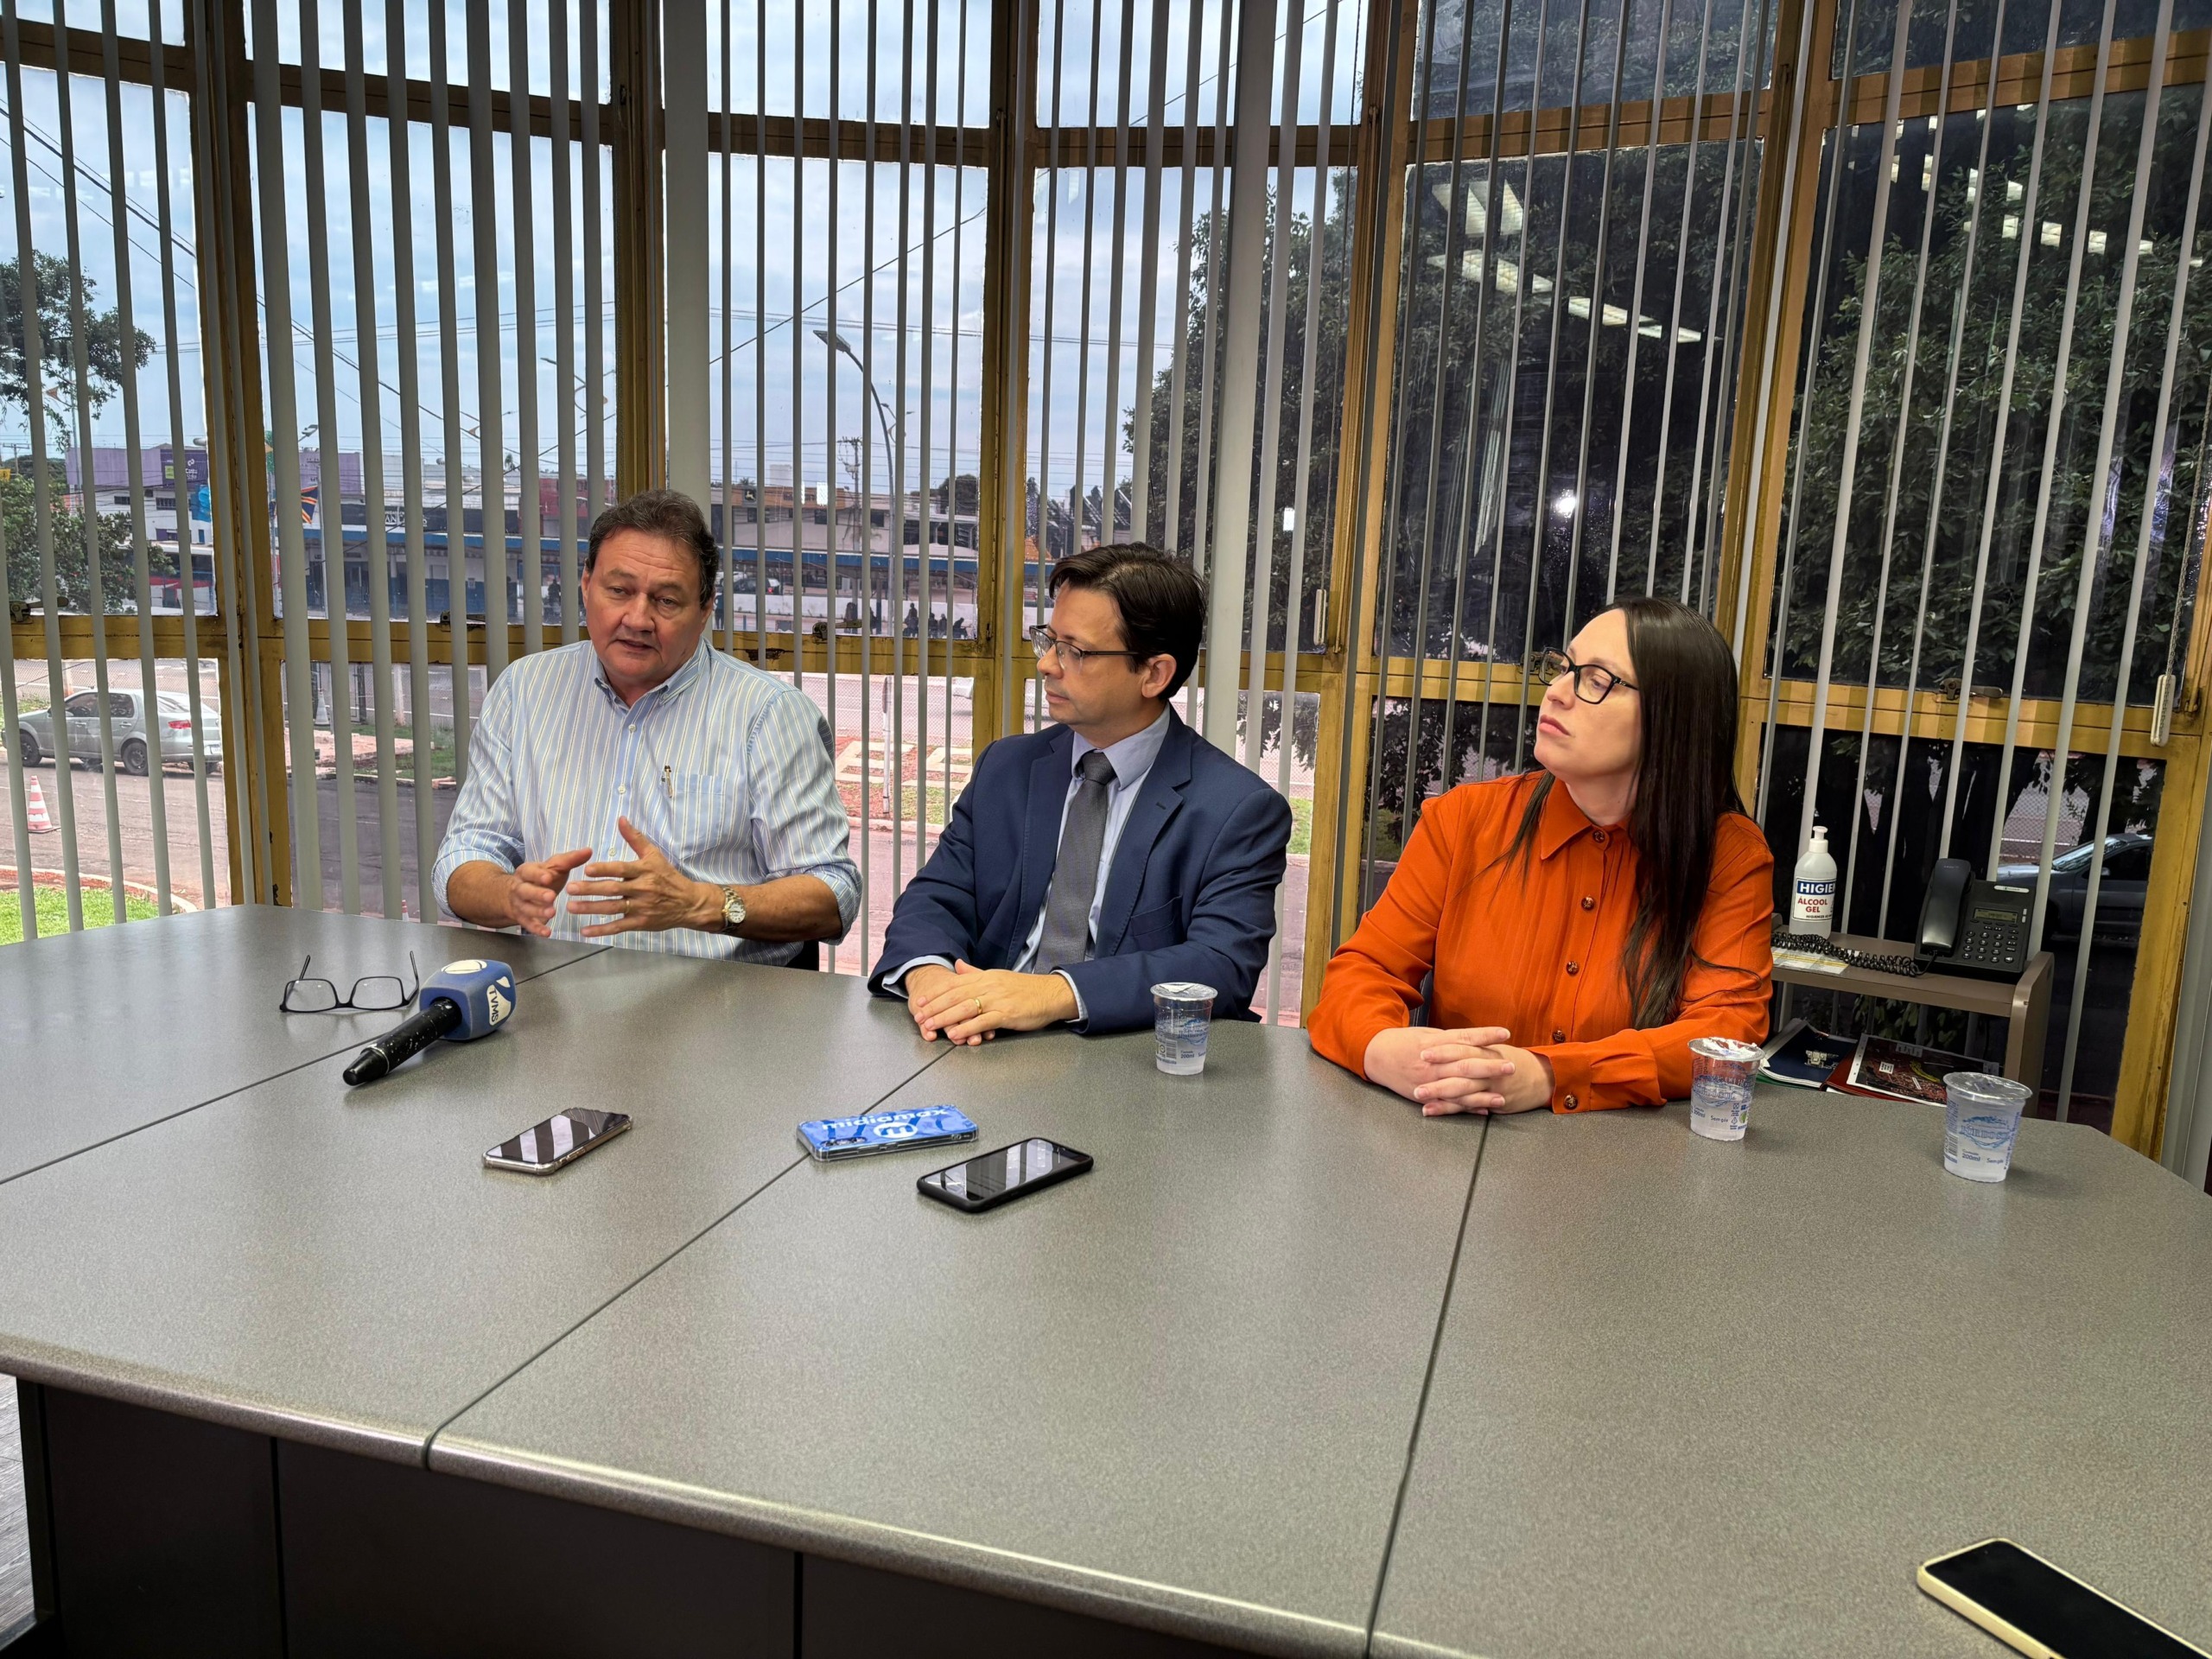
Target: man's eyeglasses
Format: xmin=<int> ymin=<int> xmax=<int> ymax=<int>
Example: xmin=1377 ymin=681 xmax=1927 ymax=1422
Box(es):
xmin=1028 ymin=625 xmax=1147 ymax=672
xmin=280 ymin=952 xmax=420 ymax=1014
xmin=1535 ymin=646 xmax=1637 ymax=706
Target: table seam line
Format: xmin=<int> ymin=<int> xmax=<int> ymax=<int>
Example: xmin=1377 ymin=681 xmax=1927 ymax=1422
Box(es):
xmin=1363 ymin=1113 xmax=1488 ymax=1659
xmin=0 ymin=944 xmax=612 ymax=1194
xmin=414 ymin=1039 xmax=963 ymax=1470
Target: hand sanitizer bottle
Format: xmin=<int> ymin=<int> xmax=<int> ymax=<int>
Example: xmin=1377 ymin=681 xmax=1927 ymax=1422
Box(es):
xmin=1789 ymin=824 xmax=1836 ymax=937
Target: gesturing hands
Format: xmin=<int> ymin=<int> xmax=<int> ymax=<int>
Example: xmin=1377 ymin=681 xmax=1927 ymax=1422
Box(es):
xmin=904 ymin=959 xmax=1079 ymax=1045
xmin=503 ymin=848 xmax=593 ymax=936
xmin=565 ymin=816 xmax=723 ymax=938
xmin=1363 ymin=1026 xmax=1554 ymax=1116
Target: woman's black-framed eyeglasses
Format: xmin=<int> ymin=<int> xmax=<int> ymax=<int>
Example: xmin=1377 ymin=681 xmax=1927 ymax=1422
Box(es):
xmin=1535 ymin=647 xmax=1637 ymax=706
xmin=279 ymin=951 xmax=420 ymax=1014
xmin=1027 ymin=625 xmax=1147 ymax=671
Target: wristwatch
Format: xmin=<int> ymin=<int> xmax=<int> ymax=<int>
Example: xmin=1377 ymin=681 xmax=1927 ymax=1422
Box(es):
xmin=718 ymin=884 xmax=748 ymax=936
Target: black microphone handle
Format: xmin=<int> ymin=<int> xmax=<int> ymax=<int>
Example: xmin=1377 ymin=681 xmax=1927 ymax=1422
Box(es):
xmin=342 ymin=996 xmax=465 ymax=1085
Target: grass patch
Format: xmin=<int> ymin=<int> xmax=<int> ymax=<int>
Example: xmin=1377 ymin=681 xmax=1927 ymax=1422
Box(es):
xmin=0 ymin=883 xmax=162 ymax=944
xmin=895 ymin=784 xmax=956 ymax=830
xmin=351 ymin=722 xmax=460 ymax=781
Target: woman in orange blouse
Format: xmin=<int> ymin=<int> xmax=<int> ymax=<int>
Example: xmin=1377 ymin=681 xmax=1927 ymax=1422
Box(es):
xmin=1310 ymin=597 xmax=1773 ymax=1116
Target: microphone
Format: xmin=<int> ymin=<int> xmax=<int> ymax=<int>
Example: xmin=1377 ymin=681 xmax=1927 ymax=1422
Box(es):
xmin=342 ymin=958 xmax=517 ymax=1085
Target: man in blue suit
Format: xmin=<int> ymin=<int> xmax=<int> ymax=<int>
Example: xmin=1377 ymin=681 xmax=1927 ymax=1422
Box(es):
xmin=871 ymin=543 xmax=1294 ymax=1040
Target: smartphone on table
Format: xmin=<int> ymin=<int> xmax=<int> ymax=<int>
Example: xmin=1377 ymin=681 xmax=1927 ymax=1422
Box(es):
xmin=483 ymin=1109 xmax=632 ymax=1174
xmin=918 ymin=1137 xmax=1091 ymax=1213
xmin=1918 ymin=1537 xmax=2207 ymax=1658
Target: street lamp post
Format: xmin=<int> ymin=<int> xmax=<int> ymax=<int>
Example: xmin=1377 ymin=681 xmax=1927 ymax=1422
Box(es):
xmin=815 ymin=327 xmax=905 ymax=638
xmin=814 ymin=327 xmax=897 ymax=465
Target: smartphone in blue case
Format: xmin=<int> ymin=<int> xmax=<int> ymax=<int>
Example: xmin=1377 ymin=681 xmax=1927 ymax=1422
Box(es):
xmin=798 ymin=1105 xmax=979 ymax=1161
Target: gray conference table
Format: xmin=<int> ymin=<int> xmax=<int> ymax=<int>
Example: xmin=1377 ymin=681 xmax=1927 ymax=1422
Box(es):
xmin=7 ymin=908 xmax=2212 ymax=1658
xmin=0 ymin=904 xmax=601 ymax=1183
xmin=431 ymin=1020 xmax=1484 ymax=1659
xmin=0 ymin=925 xmax=955 ymax=1655
xmin=1371 ymin=1092 xmax=2212 ymax=1658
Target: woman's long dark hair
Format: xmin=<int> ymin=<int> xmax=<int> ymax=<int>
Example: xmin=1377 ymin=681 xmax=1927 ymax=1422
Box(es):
xmin=1499 ymin=598 xmax=1747 ymax=1027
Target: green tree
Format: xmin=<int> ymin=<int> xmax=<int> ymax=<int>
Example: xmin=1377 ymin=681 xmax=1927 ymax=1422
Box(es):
xmin=1111 ymin=175 xmax=1355 ymax=774
xmin=1125 ymin=173 xmax=1355 ymax=665
xmin=1764 ymin=93 xmax=2212 ymax=851
xmin=1360 ymin=139 xmax=1760 ymax=854
xmin=0 ymin=251 xmax=159 ymax=617
xmin=1774 ymin=92 xmax=2211 ymax=713
xmin=0 ymin=251 xmax=155 ymax=448
xmin=0 ymin=460 xmax=149 ymax=617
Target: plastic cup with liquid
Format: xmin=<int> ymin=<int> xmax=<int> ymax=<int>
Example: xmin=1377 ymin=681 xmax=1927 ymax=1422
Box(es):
xmin=1942 ymin=1072 xmax=2032 ymax=1182
xmin=1152 ymin=982 xmax=1217 ymax=1076
xmin=1688 ymin=1036 xmax=1761 ymax=1141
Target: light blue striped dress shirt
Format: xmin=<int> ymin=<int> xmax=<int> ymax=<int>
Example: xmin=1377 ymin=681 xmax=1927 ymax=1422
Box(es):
xmin=433 ymin=637 xmax=860 ymax=963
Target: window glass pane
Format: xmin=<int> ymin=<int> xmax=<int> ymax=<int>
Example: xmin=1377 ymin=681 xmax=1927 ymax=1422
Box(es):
xmin=710 ymin=0 xmax=988 ymax=124
xmin=8 ymin=0 xmax=181 ymax=47
xmin=1834 ymin=0 xmax=2212 ymax=80
xmin=1427 ymin=0 xmax=1771 ymax=119
xmin=5 ymin=656 xmax=232 ymax=916
xmin=245 ymin=0 xmax=612 ymax=99
xmin=1379 ymin=135 xmax=1762 ymax=664
xmin=1363 ymin=693 xmax=1536 ymax=868
xmin=1035 ymin=0 xmax=1366 ymax=132
xmin=1772 ymin=86 xmax=2211 ymax=706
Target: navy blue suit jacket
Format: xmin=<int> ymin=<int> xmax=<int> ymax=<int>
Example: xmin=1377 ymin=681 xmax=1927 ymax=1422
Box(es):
xmin=868 ymin=712 xmax=1294 ymax=1033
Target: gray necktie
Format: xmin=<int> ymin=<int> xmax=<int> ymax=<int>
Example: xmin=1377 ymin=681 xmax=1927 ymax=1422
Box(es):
xmin=1036 ymin=748 xmax=1118 ymax=972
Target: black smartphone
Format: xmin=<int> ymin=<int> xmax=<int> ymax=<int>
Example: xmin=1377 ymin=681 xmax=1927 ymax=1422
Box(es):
xmin=1918 ymin=1539 xmax=2207 ymax=1658
xmin=917 ymin=1137 xmax=1092 ymax=1213
xmin=483 ymin=1109 xmax=632 ymax=1175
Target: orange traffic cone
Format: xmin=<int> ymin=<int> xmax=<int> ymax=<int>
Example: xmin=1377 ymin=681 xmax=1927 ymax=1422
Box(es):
xmin=24 ymin=774 xmax=54 ymax=833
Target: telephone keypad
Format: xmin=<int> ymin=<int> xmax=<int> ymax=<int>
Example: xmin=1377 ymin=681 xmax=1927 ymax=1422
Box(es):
xmin=1956 ymin=922 xmax=2025 ymax=969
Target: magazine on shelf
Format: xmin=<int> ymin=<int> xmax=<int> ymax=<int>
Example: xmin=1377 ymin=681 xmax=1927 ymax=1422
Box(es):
xmin=1830 ymin=1035 xmax=2000 ymax=1105
xmin=1758 ymin=1018 xmax=1856 ymax=1090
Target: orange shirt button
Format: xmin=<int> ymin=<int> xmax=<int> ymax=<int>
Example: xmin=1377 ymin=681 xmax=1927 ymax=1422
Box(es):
xmin=1551 ymin=1027 xmax=1566 ymax=1043
xmin=1592 ymin=830 xmax=1608 ymax=847
xmin=1566 ymin=961 xmax=1580 ymax=976
xmin=1563 ymin=1093 xmax=1580 ymax=1110
xmin=1581 ymin=895 xmax=1595 ymax=911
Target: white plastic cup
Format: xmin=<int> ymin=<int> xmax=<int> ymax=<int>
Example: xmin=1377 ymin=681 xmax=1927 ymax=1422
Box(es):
xmin=1943 ymin=1072 xmax=2032 ymax=1182
xmin=1688 ymin=1036 xmax=1760 ymax=1141
xmin=1153 ymin=982 xmax=1217 ymax=1076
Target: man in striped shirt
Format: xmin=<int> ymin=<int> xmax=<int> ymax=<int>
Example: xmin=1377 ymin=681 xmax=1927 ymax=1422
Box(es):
xmin=434 ymin=490 xmax=858 ymax=964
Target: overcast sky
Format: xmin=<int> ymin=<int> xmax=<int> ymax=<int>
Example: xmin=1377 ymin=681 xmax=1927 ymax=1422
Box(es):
xmin=3 ymin=0 xmax=1363 ymax=512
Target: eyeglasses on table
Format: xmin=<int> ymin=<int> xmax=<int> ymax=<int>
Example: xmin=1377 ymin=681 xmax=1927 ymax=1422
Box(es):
xmin=279 ymin=951 xmax=420 ymax=1014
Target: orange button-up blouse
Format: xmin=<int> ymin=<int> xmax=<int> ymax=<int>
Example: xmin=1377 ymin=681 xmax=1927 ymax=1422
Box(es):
xmin=1309 ymin=772 xmax=1776 ymax=1112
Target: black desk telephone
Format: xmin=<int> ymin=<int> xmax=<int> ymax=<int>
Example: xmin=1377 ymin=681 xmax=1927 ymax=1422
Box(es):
xmin=1916 ymin=857 xmax=2035 ymax=980
xmin=1775 ymin=857 xmax=2034 ymax=982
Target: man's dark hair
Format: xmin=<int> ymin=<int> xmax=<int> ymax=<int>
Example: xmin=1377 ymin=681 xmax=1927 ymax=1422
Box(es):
xmin=1047 ymin=543 xmax=1205 ymax=698
xmin=584 ymin=489 xmax=717 ymax=607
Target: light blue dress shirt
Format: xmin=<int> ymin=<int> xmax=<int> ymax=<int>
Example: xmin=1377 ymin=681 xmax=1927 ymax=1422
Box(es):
xmin=891 ymin=705 xmax=1173 ymax=1018
xmin=433 ymin=637 xmax=860 ymax=963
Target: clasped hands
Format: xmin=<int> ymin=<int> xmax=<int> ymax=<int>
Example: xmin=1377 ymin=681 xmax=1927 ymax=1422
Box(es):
xmin=903 ymin=959 xmax=1077 ymax=1045
xmin=501 ymin=816 xmax=726 ymax=938
xmin=1363 ymin=1025 xmax=1555 ymax=1116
